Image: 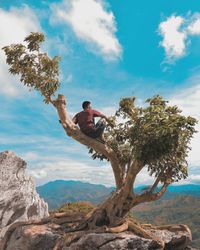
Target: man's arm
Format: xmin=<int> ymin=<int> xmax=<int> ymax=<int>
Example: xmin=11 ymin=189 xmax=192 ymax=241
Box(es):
xmin=72 ymin=114 xmax=78 ymax=124
xmin=100 ymin=114 xmax=110 ymax=123
xmin=93 ymin=110 xmax=110 ymax=123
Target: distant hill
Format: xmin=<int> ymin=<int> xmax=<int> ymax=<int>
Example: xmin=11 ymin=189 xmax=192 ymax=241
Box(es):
xmin=36 ymin=180 xmax=114 ymax=209
xmin=167 ymin=184 xmax=200 ymax=196
xmin=37 ymin=180 xmax=200 ymax=248
xmin=133 ymin=195 xmax=200 ymax=249
xmin=37 ymin=180 xmax=200 ymax=209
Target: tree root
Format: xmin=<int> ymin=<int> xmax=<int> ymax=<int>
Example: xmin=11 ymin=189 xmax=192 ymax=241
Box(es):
xmin=106 ymin=218 xmax=165 ymax=248
xmin=2 ymin=212 xmax=190 ymax=250
xmin=63 ymin=226 xmax=108 ymax=247
xmin=63 ymin=218 xmax=165 ymax=249
xmin=60 ymin=217 xmax=165 ymax=248
xmin=106 ymin=221 xmax=128 ymax=233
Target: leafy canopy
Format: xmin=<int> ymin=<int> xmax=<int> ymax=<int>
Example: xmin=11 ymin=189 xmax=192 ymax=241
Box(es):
xmin=90 ymin=96 xmax=197 ymax=183
xmin=2 ymin=32 xmax=60 ymax=103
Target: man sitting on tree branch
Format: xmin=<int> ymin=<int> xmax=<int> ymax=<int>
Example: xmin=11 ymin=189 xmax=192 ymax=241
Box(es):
xmin=72 ymin=101 xmax=110 ymax=142
xmin=3 ymin=33 xmax=198 ymax=248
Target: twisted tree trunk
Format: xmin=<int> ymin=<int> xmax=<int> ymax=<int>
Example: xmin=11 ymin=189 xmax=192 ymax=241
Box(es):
xmin=48 ymin=94 xmax=171 ymax=247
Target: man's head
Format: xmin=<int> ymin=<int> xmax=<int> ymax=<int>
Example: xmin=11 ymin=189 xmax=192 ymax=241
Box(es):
xmin=82 ymin=101 xmax=91 ymax=110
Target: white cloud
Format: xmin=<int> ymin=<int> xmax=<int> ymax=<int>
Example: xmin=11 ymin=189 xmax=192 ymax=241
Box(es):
xmin=0 ymin=6 xmax=41 ymax=97
xmin=51 ymin=0 xmax=122 ymax=61
xmin=169 ymin=80 xmax=200 ymax=170
xmin=159 ymin=13 xmax=200 ymax=62
xmin=187 ymin=174 xmax=200 ymax=183
xmin=187 ymin=14 xmax=200 ymax=35
xmin=100 ymin=106 xmax=116 ymax=116
xmin=28 ymin=155 xmax=165 ymax=188
xmin=159 ymin=15 xmax=187 ymax=62
xmin=28 ymin=158 xmax=115 ymax=187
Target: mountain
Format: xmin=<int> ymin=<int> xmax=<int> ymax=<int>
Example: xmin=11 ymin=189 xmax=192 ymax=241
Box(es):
xmin=36 ymin=180 xmax=114 ymax=209
xmin=135 ymin=183 xmax=200 ymax=196
xmin=167 ymin=184 xmax=200 ymax=196
xmin=37 ymin=180 xmax=200 ymax=248
xmin=37 ymin=180 xmax=200 ymax=209
xmin=133 ymin=195 xmax=200 ymax=248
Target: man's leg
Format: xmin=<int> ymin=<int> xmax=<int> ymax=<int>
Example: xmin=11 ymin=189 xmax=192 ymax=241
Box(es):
xmin=94 ymin=119 xmax=106 ymax=140
xmin=95 ymin=118 xmax=106 ymax=129
xmin=82 ymin=119 xmax=106 ymax=142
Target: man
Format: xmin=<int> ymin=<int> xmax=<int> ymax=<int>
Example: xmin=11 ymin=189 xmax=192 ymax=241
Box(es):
xmin=72 ymin=101 xmax=110 ymax=141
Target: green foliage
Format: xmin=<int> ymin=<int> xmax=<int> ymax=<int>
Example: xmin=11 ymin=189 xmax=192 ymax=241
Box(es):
xmin=2 ymin=32 xmax=60 ymax=103
xmin=90 ymin=95 xmax=198 ymax=183
xmin=50 ymin=201 xmax=95 ymax=216
xmin=133 ymin=195 xmax=200 ymax=248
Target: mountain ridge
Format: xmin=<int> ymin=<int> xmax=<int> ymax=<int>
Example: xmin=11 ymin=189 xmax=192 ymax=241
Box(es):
xmin=36 ymin=180 xmax=200 ymax=248
xmin=36 ymin=180 xmax=200 ymax=209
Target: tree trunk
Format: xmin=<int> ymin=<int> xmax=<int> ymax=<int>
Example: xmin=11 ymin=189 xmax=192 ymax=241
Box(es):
xmin=83 ymin=186 xmax=134 ymax=229
xmin=51 ymin=95 xmax=169 ymax=232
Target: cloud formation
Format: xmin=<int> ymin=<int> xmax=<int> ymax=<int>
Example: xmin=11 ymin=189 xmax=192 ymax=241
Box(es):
xmin=0 ymin=6 xmax=41 ymax=97
xmin=159 ymin=16 xmax=187 ymax=61
xmin=169 ymin=77 xmax=200 ymax=169
xmin=28 ymin=157 xmax=115 ymax=187
xmin=27 ymin=153 xmax=157 ymax=187
xmin=51 ymin=0 xmax=122 ymax=61
xmin=159 ymin=13 xmax=200 ymax=62
xmin=187 ymin=14 xmax=200 ymax=35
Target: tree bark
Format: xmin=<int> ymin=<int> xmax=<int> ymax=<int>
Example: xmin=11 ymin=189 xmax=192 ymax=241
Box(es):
xmin=51 ymin=94 xmax=123 ymax=189
xmin=84 ymin=186 xmax=135 ymax=228
xmin=82 ymin=181 xmax=170 ymax=230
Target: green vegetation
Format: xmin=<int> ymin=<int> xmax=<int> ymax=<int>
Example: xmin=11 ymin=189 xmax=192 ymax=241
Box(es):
xmin=133 ymin=195 xmax=200 ymax=248
xmin=50 ymin=201 xmax=95 ymax=216
xmin=37 ymin=180 xmax=113 ymax=209
xmin=49 ymin=195 xmax=200 ymax=248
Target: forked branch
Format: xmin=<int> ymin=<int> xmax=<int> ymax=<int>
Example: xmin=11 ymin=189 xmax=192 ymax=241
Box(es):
xmin=51 ymin=94 xmax=123 ymax=189
xmin=133 ymin=181 xmax=170 ymax=206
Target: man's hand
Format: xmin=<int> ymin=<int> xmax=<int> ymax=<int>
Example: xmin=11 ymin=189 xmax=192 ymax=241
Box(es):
xmin=100 ymin=114 xmax=116 ymax=127
xmin=105 ymin=116 xmax=116 ymax=127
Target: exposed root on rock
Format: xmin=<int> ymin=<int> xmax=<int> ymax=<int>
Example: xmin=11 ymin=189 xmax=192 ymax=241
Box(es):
xmin=105 ymin=218 xmax=165 ymax=248
xmin=63 ymin=226 xmax=108 ymax=247
xmin=1 ymin=211 xmax=192 ymax=250
xmin=58 ymin=217 xmax=165 ymax=248
xmin=106 ymin=220 xmax=128 ymax=233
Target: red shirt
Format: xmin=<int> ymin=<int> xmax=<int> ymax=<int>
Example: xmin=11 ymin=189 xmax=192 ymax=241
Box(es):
xmin=73 ymin=109 xmax=103 ymax=133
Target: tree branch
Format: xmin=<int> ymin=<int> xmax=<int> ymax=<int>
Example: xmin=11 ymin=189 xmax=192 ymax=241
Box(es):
xmin=149 ymin=175 xmax=162 ymax=193
xmin=133 ymin=181 xmax=170 ymax=206
xmin=124 ymin=159 xmax=143 ymax=193
xmin=51 ymin=94 xmax=123 ymax=189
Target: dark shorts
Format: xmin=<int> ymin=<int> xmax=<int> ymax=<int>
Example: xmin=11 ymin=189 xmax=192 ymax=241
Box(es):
xmin=82 ymin=119 xmax=106 ymax=138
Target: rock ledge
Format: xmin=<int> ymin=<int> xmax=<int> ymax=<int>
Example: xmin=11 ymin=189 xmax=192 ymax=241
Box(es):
xmin=0 ymin=151 xmax=49 ymax=241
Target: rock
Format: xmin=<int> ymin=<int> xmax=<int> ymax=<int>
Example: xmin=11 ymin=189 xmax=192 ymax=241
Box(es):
xmin=0 ymin=151 xmax=49 ymax=241
xmin=0 ymin=151 xmax=195 ymax=250
xmin=0 ymin=217 xmax=193 ymax=250
xmin=1 ymin=222 xmax=60 ymax=250
xmin=66 ymin=225 xmax=192 ymax=250
xmin=65 ymin=232 xmax=163 ymax=250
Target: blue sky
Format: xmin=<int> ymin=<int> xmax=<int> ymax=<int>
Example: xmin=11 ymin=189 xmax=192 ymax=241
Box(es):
xmin=0 ymin=0 xmax=200 ymax=187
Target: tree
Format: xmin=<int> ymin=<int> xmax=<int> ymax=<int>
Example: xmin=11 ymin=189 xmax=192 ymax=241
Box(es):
xmin=2 ymin=33 xmax=197 ymax=247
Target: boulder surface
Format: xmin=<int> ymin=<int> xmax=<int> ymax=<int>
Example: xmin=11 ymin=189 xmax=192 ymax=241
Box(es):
xmin=0 ymin=218 xmax=195 ymax=250
xmin=0 ymin=151 xmax=49 ymax=241
xmin=0 ymin=151 xmax=197 ymax=250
